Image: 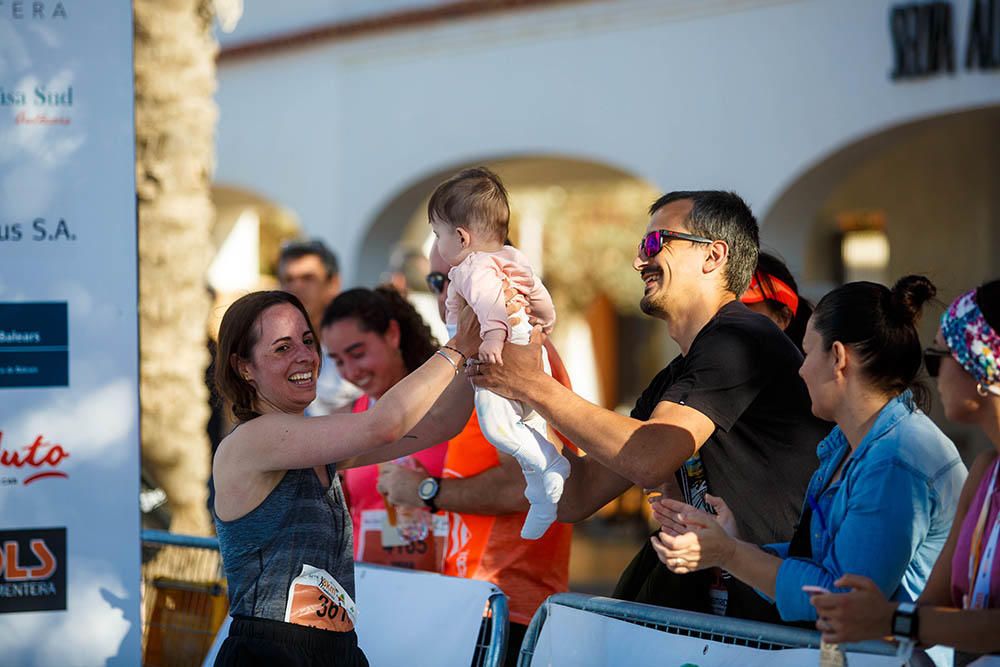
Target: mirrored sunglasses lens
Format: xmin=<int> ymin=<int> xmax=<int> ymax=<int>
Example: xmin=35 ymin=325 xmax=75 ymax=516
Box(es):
xmin=642 ymin=233 xmax=661 ymax=258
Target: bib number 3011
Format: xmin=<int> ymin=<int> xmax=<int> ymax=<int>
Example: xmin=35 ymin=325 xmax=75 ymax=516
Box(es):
xmin=284 ymin=564 xmax=358 ymax=632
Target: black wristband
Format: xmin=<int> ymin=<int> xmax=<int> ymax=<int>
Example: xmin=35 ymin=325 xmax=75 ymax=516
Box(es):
xmin=441 ymin=344 xmax=467 ymax=362
xmin=891 ymin=602 xmax=919 ymax=641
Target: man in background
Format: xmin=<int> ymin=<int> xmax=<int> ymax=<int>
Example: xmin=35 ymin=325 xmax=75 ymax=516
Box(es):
xmin=277 ymin=239 xmax=360 ymax=414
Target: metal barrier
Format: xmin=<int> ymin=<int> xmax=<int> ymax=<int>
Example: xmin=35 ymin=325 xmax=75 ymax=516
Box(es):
xmin=517 ymin=593 xmax=936 ymax=666
xmin=473 ymin=592 xmax=510 ymax=667
xmin=141 ymin=529 xmax=510 ymax=667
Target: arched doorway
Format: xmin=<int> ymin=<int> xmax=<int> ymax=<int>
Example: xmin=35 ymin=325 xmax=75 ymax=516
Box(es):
xmin=761 ymin=106 xmax=1000 ymax=297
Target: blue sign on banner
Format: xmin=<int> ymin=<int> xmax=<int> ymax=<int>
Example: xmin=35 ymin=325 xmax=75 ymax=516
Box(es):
xmin=0 ymin=302 xmax=68 ymax=388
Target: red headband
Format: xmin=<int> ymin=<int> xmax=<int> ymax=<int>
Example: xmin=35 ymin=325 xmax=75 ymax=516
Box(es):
xmin=741 ymin=273 xmax=799 ymax=316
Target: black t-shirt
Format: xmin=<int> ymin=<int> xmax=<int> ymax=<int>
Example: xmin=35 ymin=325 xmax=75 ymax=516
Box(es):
xmin=631 ymin=301 xmax=828 ymax=546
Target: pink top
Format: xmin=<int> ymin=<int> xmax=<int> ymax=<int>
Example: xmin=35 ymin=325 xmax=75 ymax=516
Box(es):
xmin=445 ymin=245 xmax=555 ymax=341
xmin=951 ymin=456 xmax=1000 ymax=608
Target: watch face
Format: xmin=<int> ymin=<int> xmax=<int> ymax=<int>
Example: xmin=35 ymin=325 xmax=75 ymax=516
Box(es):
xmin=418 ymin=478 xmax=438 ymax=500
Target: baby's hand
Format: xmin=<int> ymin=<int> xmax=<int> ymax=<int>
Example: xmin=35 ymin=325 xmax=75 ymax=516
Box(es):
xmin=479 ymin=338 xmax=504 ymax=365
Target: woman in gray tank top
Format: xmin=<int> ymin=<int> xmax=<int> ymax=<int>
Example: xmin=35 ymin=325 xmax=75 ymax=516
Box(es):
xmin=211 ymin=291 xmax=478 ymax=666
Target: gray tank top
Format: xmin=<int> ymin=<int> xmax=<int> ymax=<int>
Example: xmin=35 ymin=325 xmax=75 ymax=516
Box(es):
xmin=215 ymin=464 xmax=355 ymax=621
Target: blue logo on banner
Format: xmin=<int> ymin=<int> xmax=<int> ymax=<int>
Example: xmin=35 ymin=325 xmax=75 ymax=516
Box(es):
xmin=0 ymin=303 xmax=68 ymax=388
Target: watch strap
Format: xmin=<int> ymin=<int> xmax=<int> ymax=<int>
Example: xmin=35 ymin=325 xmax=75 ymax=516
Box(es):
xmin=891 ymin=601 xmax=919 ymax=641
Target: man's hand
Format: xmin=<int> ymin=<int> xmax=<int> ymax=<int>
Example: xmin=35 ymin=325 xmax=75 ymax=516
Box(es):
xmin=652 ymin=495 xmax=739 ymax=539
xmin=376 ymin=461 xmax=426 ymax=507
xmin=649 ymin=503 xmax=737 ymax=573
xmin=469 ymin=326 xmax=546 ymax=401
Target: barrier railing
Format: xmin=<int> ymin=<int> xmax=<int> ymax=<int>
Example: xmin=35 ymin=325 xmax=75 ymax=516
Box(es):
xmin=517 ymin=593 xmax=937 ymax=666
xmin=141 ymin=530 xmax=226 ymax=667
xmin=474 ymin=592 xmax=510 ymax=667
xmin=140 ymin=530 xmax=509 ymax=667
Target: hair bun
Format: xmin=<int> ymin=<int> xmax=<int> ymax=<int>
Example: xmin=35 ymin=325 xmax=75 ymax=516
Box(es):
xmin=891 ymin=274 xmax=936 ymax=325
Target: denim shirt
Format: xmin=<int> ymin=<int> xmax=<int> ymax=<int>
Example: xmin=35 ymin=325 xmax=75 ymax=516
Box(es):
xmin=766 ymin=391 xmax=966 ymax=621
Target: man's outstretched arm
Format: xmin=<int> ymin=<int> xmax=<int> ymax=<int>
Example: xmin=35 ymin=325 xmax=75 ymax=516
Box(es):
xmin=472 ymin=334 xmax=715 ymax=490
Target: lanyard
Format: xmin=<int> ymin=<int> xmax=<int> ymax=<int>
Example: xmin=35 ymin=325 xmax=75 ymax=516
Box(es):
xmin=966 ymin=459 xmax=1000 ymax=609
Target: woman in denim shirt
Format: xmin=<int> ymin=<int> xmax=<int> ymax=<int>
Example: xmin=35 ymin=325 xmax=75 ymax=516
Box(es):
xmin=812 ymin=280 xmax=1000 ymax=662
xmin=649 ymin=275 xmax=967 ymax=622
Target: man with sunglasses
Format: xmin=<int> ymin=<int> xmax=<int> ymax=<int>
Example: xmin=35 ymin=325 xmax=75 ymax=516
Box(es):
xmin=471 ymin=190 xmax=828 ymax=622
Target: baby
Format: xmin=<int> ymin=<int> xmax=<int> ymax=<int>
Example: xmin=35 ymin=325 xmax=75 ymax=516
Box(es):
xmin=428 ymin=167 xmax=570 ymax=539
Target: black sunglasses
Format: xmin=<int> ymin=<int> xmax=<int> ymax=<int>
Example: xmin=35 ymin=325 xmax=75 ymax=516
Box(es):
xmin=923 ymin=346 xmax=950 ymax=377
xmin=425 ymin=271 xmax=448 ymax=295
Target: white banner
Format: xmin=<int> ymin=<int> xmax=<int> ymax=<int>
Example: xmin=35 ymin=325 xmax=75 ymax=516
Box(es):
xmin=530 ymin=605 xmax=908 ymax=667
xmin=0 ymin=2 xmax=140 ymax=665
xmin=354 ymin=563 xmax=500 ymax=667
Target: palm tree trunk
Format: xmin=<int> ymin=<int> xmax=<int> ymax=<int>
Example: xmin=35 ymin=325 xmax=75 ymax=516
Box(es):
xmin=134 ymin=0 xmax=217 ymax=535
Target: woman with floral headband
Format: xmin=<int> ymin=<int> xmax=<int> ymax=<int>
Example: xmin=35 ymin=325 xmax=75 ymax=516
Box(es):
xmin=810 ymin=279 xmax=1000 ymax=664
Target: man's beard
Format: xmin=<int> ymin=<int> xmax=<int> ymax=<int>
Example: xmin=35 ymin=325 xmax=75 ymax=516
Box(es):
xmin=640 ymin=292 xmax=667 ymax=317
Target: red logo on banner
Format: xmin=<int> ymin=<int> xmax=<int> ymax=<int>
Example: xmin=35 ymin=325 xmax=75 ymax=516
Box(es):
xmin=0 ymin=432 xmax=70 ymax=486
xmin=2 ymin=539 xmax=57 ymax=580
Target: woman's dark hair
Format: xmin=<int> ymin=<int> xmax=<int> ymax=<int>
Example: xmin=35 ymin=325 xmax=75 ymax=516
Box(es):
xmin=321 ymin=286 xmax=438 ymax=373
xmin=753 ymin=252 xmax=813 ymax=353
xmin=812 ymin=275 xmax=936 ymax=409
xmin=215 ymin=291 xmax=320 ymax=423
xmin=977 ymin=279 xmax=1000 ymax=329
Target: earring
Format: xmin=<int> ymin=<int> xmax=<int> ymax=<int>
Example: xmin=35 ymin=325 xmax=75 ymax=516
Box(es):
xmin=976 ymin=383 xmax=1000 ymax=398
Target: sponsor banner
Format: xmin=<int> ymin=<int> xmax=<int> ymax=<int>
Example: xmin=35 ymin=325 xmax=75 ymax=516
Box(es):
xmin=0 ymin=2 xmax=140 ymax=665
xmin=0 ymin=527 xmax=66 ymax=613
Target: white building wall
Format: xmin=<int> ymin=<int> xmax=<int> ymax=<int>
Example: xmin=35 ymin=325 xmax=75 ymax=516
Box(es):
xmin=215 ymin=0 xmax=1000 ymax=282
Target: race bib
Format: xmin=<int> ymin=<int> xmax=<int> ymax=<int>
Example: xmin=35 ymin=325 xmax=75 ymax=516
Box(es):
xmin=358 ymin=509 xmax=447 ymax=571
xmin=284 ymin=564 xmax=357 ymax=632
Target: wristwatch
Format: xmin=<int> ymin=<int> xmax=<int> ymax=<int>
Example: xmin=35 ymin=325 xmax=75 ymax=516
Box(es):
xmin=417 ymin=476 xmax=441 ymax=513
xmin=891 ymin=601 xmax=919 ymax=641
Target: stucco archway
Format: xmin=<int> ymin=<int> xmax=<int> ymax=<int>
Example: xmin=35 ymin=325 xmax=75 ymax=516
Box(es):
xmin=760 ymin=105 xmax=1000 ymax=301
